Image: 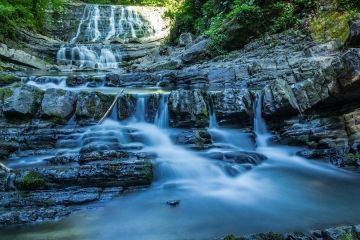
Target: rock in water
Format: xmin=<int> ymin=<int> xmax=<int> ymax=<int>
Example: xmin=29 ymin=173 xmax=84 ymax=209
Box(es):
xmin=166 ymin=200 xmax=180 ymax=207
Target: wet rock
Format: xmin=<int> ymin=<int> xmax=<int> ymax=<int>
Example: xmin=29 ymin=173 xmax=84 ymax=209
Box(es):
xmin=179 ymin=32 xmax=192 ymax=47
xmin=3 ymin=85 xmax=43 ymax=119
xmin=0 ymin=164 xmax=11 ymax=191
xmin=0 ymin=206 xmax=71 ymax=225
xmin=203 ymin=151 xmax=266 ymax=165
xmin=322 ymin=226 xmax=355 ymax=240
xmin=207 ymin=67 xmax=236 ymax=89
xmin=66 ymin=75 xmax=89 ymax=86
xmin=79 ymin=150 xmax=130 ymax=163
xmin=1 ymin=187 xmax=102 ymax=207
xmin=41 ymin=88 xmax=77 ymax=123
xmin=262 ymin=78 xmax=299 ymax=118
xmin=0 ymin=43 xmax=50 ymax=70
xmin=346 ymin=19 xmax=360 ymax=47
xmin=175 ymin=130 xmax=212 ymax=147
xmin=45 ymin=154 xmax=80 ymax=165
xmin=75 ymin=91 xmax=115 ymax=124
xmin=14 ymin=159 xmax=153 ymax=190
xmin=338 ymin=49 xmax=360 ymax=92
xmin=210 ymin=89 xmax=253 ymax=127
xmin=169 ymin=89 xmax=208 ymax=128
xmin=181 ymin=39 xmax=210 ymax=63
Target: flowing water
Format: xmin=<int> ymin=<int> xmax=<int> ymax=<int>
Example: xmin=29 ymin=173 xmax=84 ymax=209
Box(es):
xmin=57 ymin=4 xmax=165 ymax=69
xmin=2 ymin=90 xmax=360 ymax=240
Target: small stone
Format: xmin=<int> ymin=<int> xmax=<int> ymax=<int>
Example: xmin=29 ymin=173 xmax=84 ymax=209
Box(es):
xmin=166 ymin=200 xmax=180 ymax=207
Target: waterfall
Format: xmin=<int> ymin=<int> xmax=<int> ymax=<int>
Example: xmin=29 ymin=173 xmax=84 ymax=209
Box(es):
xmin=155 ymin=94 xmax=169 ymax=128
xmin=134 ymin=95 xmax=146 ymax=122
xmin=253 ymin=93 xmax=271 ymax=148
xmin=106 ymin=6 xmax=116 ymax=41
xmin=56 ymin=4 xmax=167 ymax=69
xmin=208 ymin=96 xmax=218 ymax=129
xmin=89 ymin=5 xmax=101 ymax=42
xmin=57 ymin=45 xmax=120 ymax=69
xmin=69 ymin=4 xmax=155 ymax=43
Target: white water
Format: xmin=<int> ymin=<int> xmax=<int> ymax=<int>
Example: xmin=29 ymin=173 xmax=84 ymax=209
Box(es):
xmin=57 ymin=45 xmax=120 ymax=69
xmin=69 ymin=4 xmax=159 ymax=43
xmin=57 ymin=4 xmax=165 ymax=69
xmin=155 ymin=94 xmax=169 ymax=128
xmin=2 ymin=93 xmax=360 ymax=240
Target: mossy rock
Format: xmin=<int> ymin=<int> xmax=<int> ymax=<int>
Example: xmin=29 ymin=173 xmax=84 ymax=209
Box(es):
xmin=310 ymin=10 xmax=353 ymax=44
xmin=0 ymin=74 xmax=20 ymax=86
xmin=0 ymin=87 xmax=14 ymax=101
xmin=18 ymin=172 xmax=46 ymax=191
xmin=224 ymin=235 xmax=237 ymax=240
xmin=339 ymin=232 xmax=357 ymax=240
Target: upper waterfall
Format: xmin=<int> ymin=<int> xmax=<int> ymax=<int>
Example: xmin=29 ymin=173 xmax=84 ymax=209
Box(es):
xmin=55 ymin=4 xmax=169 ymax=70
xmin=69 ymin=4 xmax=167 ymax=43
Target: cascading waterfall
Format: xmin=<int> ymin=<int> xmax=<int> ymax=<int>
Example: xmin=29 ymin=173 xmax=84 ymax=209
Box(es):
xmin=57 ymin=4 xmax=163 ymax=69
xmin=70 ymin=5 xmax=155 ymax=43
xmin=57 ymin=45 xmax=120 ymax=69
xmin=154 ymin=94 xmax=169 ymax=128
xmin=4 ymin=87 xmax=360 ymax=239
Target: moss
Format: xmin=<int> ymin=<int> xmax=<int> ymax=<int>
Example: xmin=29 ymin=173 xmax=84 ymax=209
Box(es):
xmin=339 ymin=232 xmax=356 ymax=240
xmin=13 ymin=82 xmax=21 ymax=88
xmin=310 ymin=10 xmax=353 ymax=44
xmin=0 ymin=87 xmax=14 ymax=100
xmin=58 ymin=89 xmax=66 ymax=97
xmin=224 ymin=235 xmax=237 ymax=240
xmin=0 ymin=74 xmax=20 ymax=86
xmin=253 ymin=232 xmax=284 ymax=240
xmin=33 ymin=89 xmax=44 ymax=103
xmin=18 ymin=172 xmax=46 ymax=191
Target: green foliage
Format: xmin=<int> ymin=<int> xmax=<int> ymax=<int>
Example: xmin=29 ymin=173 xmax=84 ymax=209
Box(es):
xmin=0 ymin=0 xmax=63 ymax=35
xmin=170 ymin=0 xmax=317 ymax=50
xmin=18 ymin=171 xmax=46 ymax=191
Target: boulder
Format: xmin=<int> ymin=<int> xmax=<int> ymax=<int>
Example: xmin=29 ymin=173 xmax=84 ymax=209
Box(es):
xmin=346 ymin=19 xmax=360 ymax=47
xmin=181 ymin=39 xmax=210 ymax=64
xmin=3 ymin=85 xmax=43 ymax=119
xmin=179 ymin=32 xmax=193 ymax=47
xmin=175 ymin=130 xmax=212 ymax=147
xmin=41 ymin=88 xmax=77 ymax=123
xmin=75 ymin=91 xmax=115 ymax=124
xmin=262 ymin=78 xmax=299 ymax=118
xmin=169 ymin=89 xmax=208 ymax=128
xmin=0 ymin=43 xmax=50 ymax=70
xmin=210 ymin=89 xmax=253 ymax=127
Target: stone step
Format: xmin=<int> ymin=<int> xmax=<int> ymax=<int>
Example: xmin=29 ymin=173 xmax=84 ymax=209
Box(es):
xmin=13 ymin=159 xmax=153 ymax=190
